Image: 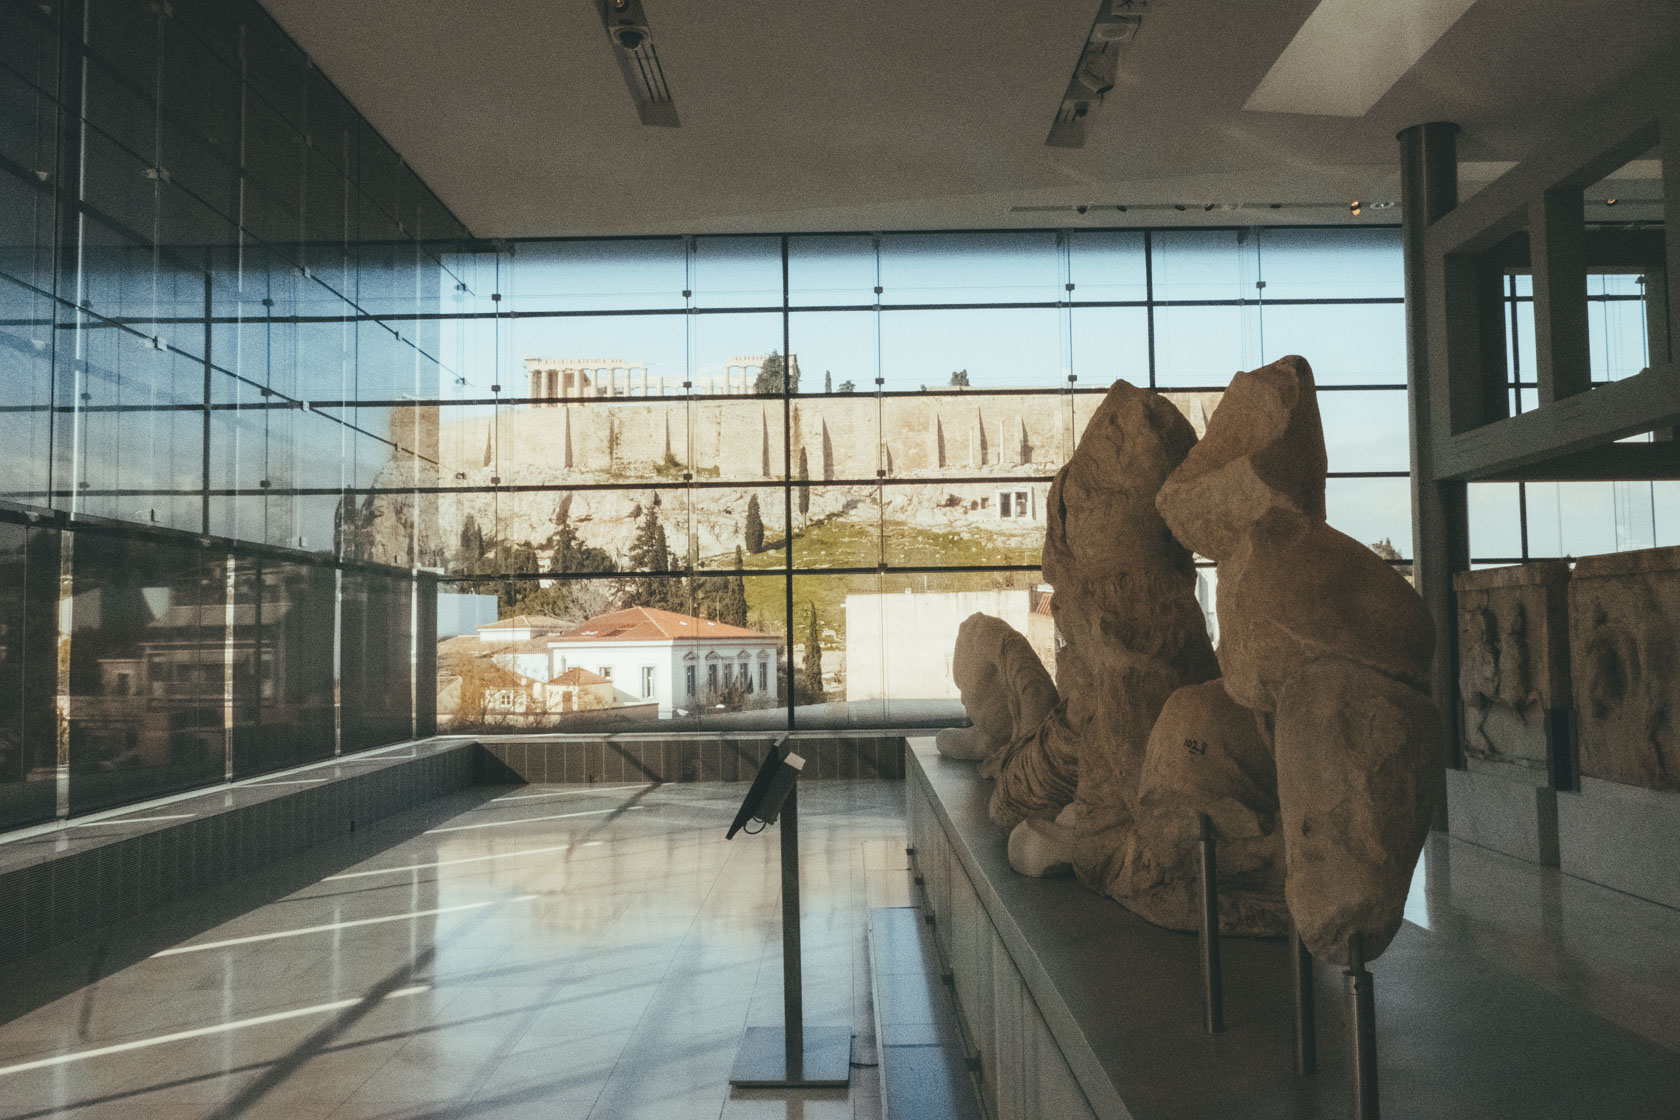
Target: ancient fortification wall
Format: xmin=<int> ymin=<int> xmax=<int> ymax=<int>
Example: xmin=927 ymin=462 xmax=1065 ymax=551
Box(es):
xmin=437 ymin=390 xmax=1222 ymax=484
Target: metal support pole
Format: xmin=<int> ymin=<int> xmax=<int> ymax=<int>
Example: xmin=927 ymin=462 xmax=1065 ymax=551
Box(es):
xmin=729 ymin=776 xmax=849 ymax=1088
xmin=1345 ymin=933 xmax=1379 ymax=1119
xmin=780 ymin=783 xmax=804 ymax=1081
xmin=1398 ymin=121 xmax=1464 ymax=831
xmin=1197 ymin=814 xmax=1224 ymax=1033
xmin=1292 ymin=923 xmax=1317 ymax=1075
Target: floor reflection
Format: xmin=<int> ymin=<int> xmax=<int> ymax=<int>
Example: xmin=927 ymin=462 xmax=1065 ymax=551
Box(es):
xmin=1404 ymin=831 xmax=1680 ymax=1054
xmin=0 ymin=780 xmax=902 ymax=1119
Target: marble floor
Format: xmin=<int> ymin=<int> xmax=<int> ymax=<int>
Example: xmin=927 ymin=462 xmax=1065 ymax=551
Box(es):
xmin=1405 ymin=829 xmax=1680 ymax=1056
xmin=0 ymin=780 xmax=912 ymax=1120
xmin=2 ymin=775 xmax=1677 ymax=1120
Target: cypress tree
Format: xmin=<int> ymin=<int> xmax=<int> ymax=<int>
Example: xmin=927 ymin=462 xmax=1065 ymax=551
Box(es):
xmin=797 ymin=447 xmax=811 ymax=518
xmin=802 ymin=606 xmax=824 ymax=701
xmin=626 ymin=498 xmax=672 ymax=608
xmin=744 ymin=494 xmax=765 ymax=554
xmin=725 ymin=546 xmax=749 ymax=627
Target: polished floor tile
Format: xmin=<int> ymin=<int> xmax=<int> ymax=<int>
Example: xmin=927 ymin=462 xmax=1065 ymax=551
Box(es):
xmin=1407 ymin=831 xmax=1680 ymax=1054
xmin=0 ymin=781 xmax=902 ymax=1120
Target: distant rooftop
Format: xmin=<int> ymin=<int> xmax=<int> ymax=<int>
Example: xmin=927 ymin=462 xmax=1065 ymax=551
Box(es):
xmin=477 ymin=614 xmax=570 ymax=632
xmin=549 ymin=666 xmax=611 ymax=686
xmin=549 ymin=606 xmax=777 ymax=644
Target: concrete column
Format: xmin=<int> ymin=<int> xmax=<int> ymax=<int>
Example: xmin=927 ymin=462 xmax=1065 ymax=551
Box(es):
xmin=1399 ymin=121 xmax=1466 ymax=792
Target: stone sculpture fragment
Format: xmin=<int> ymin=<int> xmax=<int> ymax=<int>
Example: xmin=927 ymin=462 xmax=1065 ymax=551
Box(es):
xmin=989 ymin=379 xmax=1218 ymax=897
xmin=1155 ymin=355 xmax=1442 ymax=964
xmin=1568 ymin=544 xmax=1680 ymax=792
xmin=1121 ymin=678 xmax=1287 ymax=934
xmin=935 ymin=612 xmax=1058 ymax=768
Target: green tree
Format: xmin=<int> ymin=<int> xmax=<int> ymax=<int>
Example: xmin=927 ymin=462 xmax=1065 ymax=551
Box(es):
xmin=551 ymin=505 xmax=615 ymax=576
xmin=949 ymin=369 xmax=970 ymax=387
xmin=838 ymin=380 xmax=855 ymax=393
xmin=624 ymin=496 xmax=676 ymax=610
xmin=754 ymin=350 xmax=799 ymax=395
xmin=744 ymin=494 xmax=765 ymax=554
xmin=725 ymin=546 xmax=749 ymax=627
xmin=824 ymin=370 xmax=833 ymax=393
xmin=334 ymin=494 xmax=377 ymax=561
xmin=802 ymin=606 xmax=824 ymax=702
xmin=458 ymin=512 xmax=485 ymax=564
xmin=797 ymin=447 xmax=811 ymax=519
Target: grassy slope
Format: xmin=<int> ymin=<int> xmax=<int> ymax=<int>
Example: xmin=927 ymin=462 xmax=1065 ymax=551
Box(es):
xmin=731 ymin=515 xmax=1041 ymax=686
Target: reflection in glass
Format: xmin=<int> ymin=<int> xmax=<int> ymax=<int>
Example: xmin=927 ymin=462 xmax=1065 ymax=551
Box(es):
xmin=230 ymin=560 xmax=336 ymax=779
xmin=67 ymin=534 xmax=226 ymax=814
xmin=0 ymin=522 xmax=58 ymax=830
xmin=342 ymin=569 xmax=413 ymax=752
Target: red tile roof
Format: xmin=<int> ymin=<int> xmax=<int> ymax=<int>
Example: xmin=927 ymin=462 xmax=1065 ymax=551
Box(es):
xmin=477 ymin=614 xmax=570 ymax=631
xmin=549 ymin=667 xmax=611 ymax=686
xmin=549 ymin=606 xmax=777 ymax=644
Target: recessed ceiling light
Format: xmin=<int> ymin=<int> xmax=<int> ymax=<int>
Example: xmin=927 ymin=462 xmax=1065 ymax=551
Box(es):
xmin=1605 ymin=198 xmax=1618 ymax=206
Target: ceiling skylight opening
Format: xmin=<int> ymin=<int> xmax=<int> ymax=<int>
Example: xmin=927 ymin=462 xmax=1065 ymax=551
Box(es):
xmin=1244 ymin=0 xmax=1481 ymax=118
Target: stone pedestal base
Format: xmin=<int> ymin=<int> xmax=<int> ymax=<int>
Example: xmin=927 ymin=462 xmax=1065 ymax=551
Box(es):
xmin=1445 ymin=766 xmax=1559 ymax=867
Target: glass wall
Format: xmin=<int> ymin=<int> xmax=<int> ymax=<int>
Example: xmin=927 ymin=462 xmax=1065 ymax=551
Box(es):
xmin=3 ymin=0 xmax=1670 ymax=822
xmin=0 ymin=0 xmax=454 ymax=827
xmin=423 ymin=227 xmax=1427 ymax=733
xmin=1468 ymin=245 xmax=1677 ymax=564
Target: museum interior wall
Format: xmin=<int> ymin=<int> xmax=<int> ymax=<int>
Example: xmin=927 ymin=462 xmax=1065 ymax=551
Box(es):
xmin=0 ymin=0 xmax=457 ymax=830
xmin=0 ymin=0 xmax=1674 ymax=842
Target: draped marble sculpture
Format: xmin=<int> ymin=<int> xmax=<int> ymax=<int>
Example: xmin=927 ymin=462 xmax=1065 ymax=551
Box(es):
xmin=946 ymin=357 xmax=1442 ymax=963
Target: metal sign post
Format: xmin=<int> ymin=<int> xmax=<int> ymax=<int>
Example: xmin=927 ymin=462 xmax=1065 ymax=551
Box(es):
xmin=728 ymin=756 xmax=851 ymax=1089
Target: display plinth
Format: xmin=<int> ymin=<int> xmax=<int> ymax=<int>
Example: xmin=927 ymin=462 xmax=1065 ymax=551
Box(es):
xmin=729 ymin=1025 xmax=853 ymax=1088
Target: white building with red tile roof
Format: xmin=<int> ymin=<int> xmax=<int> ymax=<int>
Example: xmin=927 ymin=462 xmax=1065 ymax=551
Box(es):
xmin=545 ymin=606 xmax=782 ymax=718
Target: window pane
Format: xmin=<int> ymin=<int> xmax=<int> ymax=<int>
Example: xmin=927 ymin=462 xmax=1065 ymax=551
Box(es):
xmin=1259 ymin=303 xmax=1407 ymax=385
xmin=878 ymin=232 xmax=1060 ymax=303
xmin=1325 ymin=476 xmax=1412 ymax=559
xmin=691 ymin=236 xmax=782 ymax=309
xmin=1318 ymin=389 xmax=1409 ymax=474
xmin=789 ymin=235 xmax=877 ymax=307
xmin=507 ymin=239 xmax=687 ymax=312
xmin=789 ymin=310 xmax=877 ymax=394
xmin=1257 ymin=227 xmax=1402 ymax=300
xmin=67 ymin=534 xmax=226 ymax=814
xmin=1067 ymin=231 xmax=1146 ymax=302
xmin=879 ymin=308 xmax=1064 ymax=390
xmin=1151 ymin=229 xmax=1254 ymax=301
xmin=883 ymin=483 xmax=1045 ymax=568
xmin=1468 ymin=482 xmax=1523 ymax=562
xmin=1071 ymin=306 xmax=1151 ymax=388
xmin=1154 ymin=305 xmax=1257 ymax=387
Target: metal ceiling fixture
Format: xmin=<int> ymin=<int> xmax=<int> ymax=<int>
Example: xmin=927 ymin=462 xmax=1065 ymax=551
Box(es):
xmin=1048 ymin=0 xmax=1149 ymax=149
xmin=598 ymin=0 xmax=679 ymax=127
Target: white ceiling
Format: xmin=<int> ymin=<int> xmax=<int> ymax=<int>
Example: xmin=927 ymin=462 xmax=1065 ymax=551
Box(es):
xmin=260 ymin=0 xmax=1680 ymax=238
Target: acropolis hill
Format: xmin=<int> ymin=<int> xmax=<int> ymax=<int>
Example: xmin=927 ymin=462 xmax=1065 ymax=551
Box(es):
xmin=397 ymin=357 xmax=1223 ymax=566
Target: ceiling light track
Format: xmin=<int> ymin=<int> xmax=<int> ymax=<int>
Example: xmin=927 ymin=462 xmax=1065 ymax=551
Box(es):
xmin=599 ymin=0 xmax=679 ymax=127
xmin=1010 ymin=201 xmax=1395 ymax=216
xmin=1047 ymin=0 xmax=1151 ymax=149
